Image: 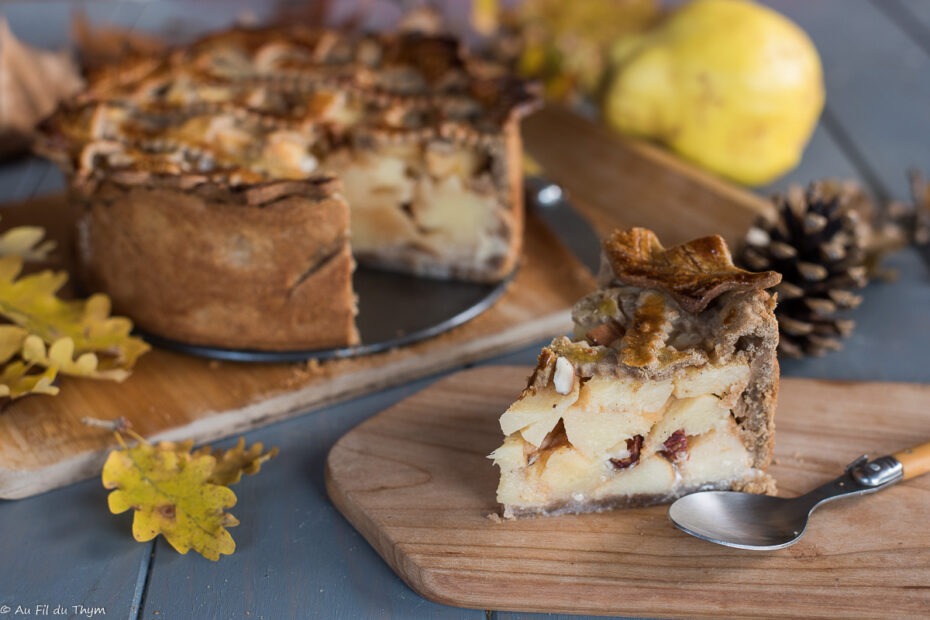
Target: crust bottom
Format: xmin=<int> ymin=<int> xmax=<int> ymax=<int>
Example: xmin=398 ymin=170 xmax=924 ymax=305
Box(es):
xmin=501 ymin=472 xmax=777 ymax=520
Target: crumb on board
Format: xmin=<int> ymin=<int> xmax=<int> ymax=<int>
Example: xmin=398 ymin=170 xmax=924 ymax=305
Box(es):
xmin=486 ymin=512 xmax=503 ymax=523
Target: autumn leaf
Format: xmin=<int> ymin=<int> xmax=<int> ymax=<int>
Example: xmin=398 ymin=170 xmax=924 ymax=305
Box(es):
xmin=101 ymin=432 xmax=278 ymax=560
xmin=21 ymin=334 xmax=130 ymax=381
xmin=195 ymin=438 xmax=279 ymax=486
xmin=0 ymin=324 xmax=28 ymax=363
xmin=0 ymin=360 xmax=58 ymax=398
xmin=0 ymin=255 xmax=149 ymax=373
xmin=0 ymin=222 xmax=55 ymax=262
xmin=102 ymin=436 xmax=239 ymax=561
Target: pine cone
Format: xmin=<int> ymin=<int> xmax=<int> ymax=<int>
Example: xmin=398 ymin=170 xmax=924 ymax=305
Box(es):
xmin=737 ymin=182 xmax=868 ymax=358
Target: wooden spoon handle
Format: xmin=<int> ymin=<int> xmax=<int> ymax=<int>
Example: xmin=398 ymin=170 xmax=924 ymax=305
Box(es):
xmin=892 ymin=442 xmax=930 ymax=481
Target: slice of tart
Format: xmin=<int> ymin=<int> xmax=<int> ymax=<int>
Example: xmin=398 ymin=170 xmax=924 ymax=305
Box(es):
xmin=490 ymin=228 xmax=782 ymax=518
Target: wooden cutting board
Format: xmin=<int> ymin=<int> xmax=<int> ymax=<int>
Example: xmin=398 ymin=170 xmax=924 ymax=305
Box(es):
xmin=326 ymin=366 xmax=930 ymax=619
xmin=0 ymin=107 xmax=769 ymax=499
xmin=0 ymin=196 xmax=592 ymax=499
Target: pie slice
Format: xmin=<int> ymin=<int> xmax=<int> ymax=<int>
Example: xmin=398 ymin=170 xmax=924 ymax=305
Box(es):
xmin=490 ymin=228 xmax=783 ymax=518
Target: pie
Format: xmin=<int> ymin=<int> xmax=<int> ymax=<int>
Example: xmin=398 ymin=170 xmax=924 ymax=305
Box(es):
xmin=490 ymin=228 xmax=782 ymax=518
xmin=37 ymin=25 xmax=536 ymax=350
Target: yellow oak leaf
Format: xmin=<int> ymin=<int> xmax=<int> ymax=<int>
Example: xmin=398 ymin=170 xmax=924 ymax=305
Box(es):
xmin=195 ymin=438 xmax=279 ymax=486
xmin=0 ymin=223 xmax=56 ymax=261
xmin=0 ymin=360 xmax=58 ymax=398
xmin=102 ymin=437 xmax=239 ymax=561
xmin=21 ymin=334 xmax=130 ymax=381
xmin=0 ymin=324 xmax=28 ymax=363
xmin=0 ymin=255 xmax=149 ymax=373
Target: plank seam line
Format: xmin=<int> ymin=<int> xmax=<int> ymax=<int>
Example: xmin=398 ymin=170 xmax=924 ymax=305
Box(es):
xmin=819 ymin=106 xmax=893 ymax=202
xmin=873 ymin=0 xmax=930 ymax=61
xmin=130 ymin=541 xmax=156 ymax=620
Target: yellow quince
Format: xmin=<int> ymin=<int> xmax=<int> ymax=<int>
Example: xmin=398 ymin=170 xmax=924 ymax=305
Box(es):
xmin=604 ymin=0 xmax=825 ymax=185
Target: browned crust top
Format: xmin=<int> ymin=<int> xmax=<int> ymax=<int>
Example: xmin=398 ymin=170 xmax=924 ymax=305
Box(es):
xmin=604 ymin=228 xmax=782 ymax=314
xmin=38 ymin=25 xmax=540 ymax=188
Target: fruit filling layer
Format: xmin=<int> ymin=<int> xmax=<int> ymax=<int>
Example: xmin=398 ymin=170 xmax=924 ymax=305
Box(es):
xmin=490 ymin=356 xmax=762 ymax=517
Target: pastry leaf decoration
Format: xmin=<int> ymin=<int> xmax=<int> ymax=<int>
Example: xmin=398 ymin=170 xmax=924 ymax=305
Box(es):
xmin=603 ymin=228 xmax=782 ymax=313
xmin=102 ymin=430 xmax=278 ymax=561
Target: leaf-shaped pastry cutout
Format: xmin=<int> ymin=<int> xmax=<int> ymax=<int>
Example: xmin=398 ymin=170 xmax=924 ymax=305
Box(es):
xmin=603 ymin=228 xmax=782 ymax=313
xmin=102 ymin=439 xmax=239 ymax=561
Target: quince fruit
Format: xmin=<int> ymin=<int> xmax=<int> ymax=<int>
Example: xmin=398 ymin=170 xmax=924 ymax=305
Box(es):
xmin=603 ymin=0 xmax=824 ymax=185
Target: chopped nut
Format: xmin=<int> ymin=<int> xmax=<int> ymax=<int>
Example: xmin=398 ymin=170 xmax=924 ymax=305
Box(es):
xmin=552 ymin=356 xmax=575 ymax=395
xmin=610 ymin=435 xmax=643 ymax=470
xmin=659 ymin=429 xmax=689 ymax=463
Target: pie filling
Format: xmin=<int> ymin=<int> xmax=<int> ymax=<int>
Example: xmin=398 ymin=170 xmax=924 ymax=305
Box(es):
xmin=490 ymin=356 xmax=770 ymax=517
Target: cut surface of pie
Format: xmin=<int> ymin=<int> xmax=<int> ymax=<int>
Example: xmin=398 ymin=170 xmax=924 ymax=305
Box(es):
xmin=490 ymin=228 xmax=782 ymax=518
xmin=38 ymin=25 xmax=536 ymax=350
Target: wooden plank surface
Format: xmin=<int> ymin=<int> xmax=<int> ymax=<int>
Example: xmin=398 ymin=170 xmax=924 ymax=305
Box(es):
xmin=0 ymin=475 xmax=152 ymax=617
xmin=776 ymin=0 xmax=930 ymax=201
xmin=327 ymin=366 xmax=930 ymax=619
xmin=0 ymin=194 xmax=595 ymax=499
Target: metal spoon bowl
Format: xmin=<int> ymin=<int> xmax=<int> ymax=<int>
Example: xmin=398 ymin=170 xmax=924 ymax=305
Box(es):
xmin=668 ymin=454 xmax=906 ymax=550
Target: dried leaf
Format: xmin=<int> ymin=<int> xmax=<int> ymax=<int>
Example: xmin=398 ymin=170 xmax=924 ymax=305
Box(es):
xmin=0 ymin=17 xmax=84 ymax=158
xmin=0 ymin=256 xmax=149 ymax=373
xmin=195 ymin=438 xmax=279 ymax=486
xmin=102 ymin=437 xmax=239 ymax=561
xmin=21 ymin=335 xmax=130 ymax=381
xmin=0 ymin=223 xmax=55 ymax=261
xmin=0 ymin=325 xmax=28 ymax=364
xmin=0 ymin=361 xmax=58 ymax=398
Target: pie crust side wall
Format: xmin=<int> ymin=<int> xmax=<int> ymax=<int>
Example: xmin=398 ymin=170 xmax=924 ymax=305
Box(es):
xmin=72 ymin=178 xmax=359 ymax=351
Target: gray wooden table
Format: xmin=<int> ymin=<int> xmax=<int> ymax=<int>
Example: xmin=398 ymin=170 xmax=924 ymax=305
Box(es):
xmin=1 ymin=1 xmax=929 ymax=618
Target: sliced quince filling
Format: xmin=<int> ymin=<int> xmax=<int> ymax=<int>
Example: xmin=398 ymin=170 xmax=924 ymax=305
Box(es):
xmin=326 ymin=141 xmax=510 ymax=280
xmin=491 ymin=353 xmax=761 ymax=517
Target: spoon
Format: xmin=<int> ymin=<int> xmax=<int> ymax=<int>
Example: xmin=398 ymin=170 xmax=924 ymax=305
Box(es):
xmin=668 ymin=441 xmax=930 ymax=550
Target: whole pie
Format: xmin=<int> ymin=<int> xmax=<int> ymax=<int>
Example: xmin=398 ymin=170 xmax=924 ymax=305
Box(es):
xmin=38 ymin=25 xmax=536 ymax=350
xmin=490 ymin=228 xmax=782 ymax=518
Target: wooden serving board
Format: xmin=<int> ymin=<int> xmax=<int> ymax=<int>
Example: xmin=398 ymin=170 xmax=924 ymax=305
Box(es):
xmin=522 ymin=107 xmax=775 ymax=246
xmin=0 ymin=195 xmax=594 ymax=499
xmin=0 ymin=107 xmax=770 ymax=499
xmin=326 ymin=366 xmax=930 ymax=619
